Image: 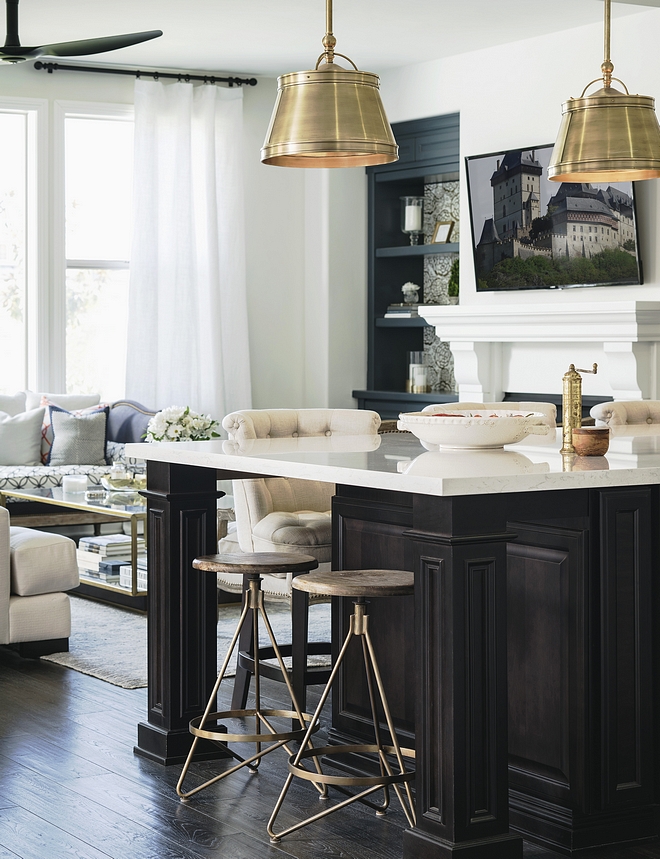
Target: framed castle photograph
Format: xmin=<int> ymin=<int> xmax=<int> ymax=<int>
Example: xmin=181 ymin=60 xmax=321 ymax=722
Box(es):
xmin=465 ymin=143 xmax=642 ymax=292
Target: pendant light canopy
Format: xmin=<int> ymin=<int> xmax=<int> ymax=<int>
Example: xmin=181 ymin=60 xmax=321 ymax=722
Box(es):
xmin=548 ymin=0 xmax=660 ymax=182
xmin=261 ymin=0 xmax=398 ymax=168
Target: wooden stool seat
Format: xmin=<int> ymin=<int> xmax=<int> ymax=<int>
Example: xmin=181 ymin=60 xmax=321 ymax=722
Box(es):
xmin=292 ymin=568 xmax=413 ymax=598
xmin=193 ymin=551 xmax=318 ymax=575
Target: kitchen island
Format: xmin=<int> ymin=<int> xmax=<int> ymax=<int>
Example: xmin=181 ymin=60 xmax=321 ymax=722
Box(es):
xmin=127 ymin=428 xmax=659 ymax=859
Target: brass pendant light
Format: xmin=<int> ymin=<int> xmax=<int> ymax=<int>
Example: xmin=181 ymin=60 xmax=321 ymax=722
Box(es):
xmin=261 ymin=0 xmax=398 ymax=168
xmin=548 ymin=0 xmax=660 ymax=182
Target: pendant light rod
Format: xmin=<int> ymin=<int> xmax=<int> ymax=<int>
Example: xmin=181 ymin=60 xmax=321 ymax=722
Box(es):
xmin=316 ymin=0 xmax=356 ymax=70
xmin=602 ymin=0 xmax=614 ymax=89
xmin=604 ymin=0 xmax=611 ymax=67
xmin=321 ymin=0 xmax=336 ymax=65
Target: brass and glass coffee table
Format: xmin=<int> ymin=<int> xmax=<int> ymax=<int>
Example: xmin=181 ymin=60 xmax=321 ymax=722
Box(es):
xmin=0 ymin=486 xmax=147 ymax=610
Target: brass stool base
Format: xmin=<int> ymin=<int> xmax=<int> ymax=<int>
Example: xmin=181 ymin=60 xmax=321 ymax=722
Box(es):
xmin=268 ymin=591 xmax=416 ymax=843
xmin=176 ymin=569 xmax=322 ymax=802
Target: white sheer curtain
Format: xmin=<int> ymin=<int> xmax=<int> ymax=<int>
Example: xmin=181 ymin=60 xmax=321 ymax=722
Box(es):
xmin=126 ymin=79 xmax=251 ymax=421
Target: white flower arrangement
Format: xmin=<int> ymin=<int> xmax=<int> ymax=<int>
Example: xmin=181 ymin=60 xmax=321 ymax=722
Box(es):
xmin=145 ymin=406 xmax=220 ymax=442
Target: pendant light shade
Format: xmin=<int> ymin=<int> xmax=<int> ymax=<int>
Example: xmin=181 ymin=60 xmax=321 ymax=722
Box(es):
xmin=548 ymin=0 xmax=660 ymax=182
xmin=261 ymin=0 xmax=398 ymax=168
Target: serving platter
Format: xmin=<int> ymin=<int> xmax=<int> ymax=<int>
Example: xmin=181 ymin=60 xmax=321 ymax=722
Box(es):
xmin=397 ymin=408 xmax=552 ymax=450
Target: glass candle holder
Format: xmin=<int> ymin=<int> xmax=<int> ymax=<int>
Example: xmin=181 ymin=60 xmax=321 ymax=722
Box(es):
xmin=400 ymin=196 xmax=424 ymax=245
xmin=407 ymin=351 xmax=429 ymax=393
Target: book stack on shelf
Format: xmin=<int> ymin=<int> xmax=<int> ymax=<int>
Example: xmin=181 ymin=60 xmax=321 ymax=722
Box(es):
xmin=76 ymin=534 xmax=146 ymax=584
xmin=119 ymin=555 xmax=148 ymax=591
xmin=384 ymin=303 xmax=419 ymax=318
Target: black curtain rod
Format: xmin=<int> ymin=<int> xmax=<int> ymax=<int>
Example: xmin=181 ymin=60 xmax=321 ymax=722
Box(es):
xmin=33 ymin=61 xmax=257 ymax=87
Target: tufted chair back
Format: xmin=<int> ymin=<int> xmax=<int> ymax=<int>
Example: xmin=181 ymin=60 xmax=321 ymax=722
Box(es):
xmin=222 ymin=408 xmax=381 ymax=442
xmin=591 ymin=400 xmax=660 ymax=426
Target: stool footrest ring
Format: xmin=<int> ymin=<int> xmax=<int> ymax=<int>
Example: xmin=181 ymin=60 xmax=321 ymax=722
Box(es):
xmin=289 ymin=743 xmax=415 ymax=787
xmin=190 ymin=708 xmax=319 ymax=744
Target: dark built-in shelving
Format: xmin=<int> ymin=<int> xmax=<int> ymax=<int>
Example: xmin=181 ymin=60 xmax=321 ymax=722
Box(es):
xmin=376 ymin=317 xmax=428 ymax=327
xmin=353 ymin=113 xmax=460 ymax=418
xmin=376 ymin=242 xmax=459 ymax=258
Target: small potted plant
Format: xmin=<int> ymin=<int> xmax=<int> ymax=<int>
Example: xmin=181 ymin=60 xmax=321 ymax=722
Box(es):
xmin=447 ymin=258 xmax=459 ymax=305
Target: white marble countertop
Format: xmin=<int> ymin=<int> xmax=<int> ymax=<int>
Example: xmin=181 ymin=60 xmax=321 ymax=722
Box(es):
xmin=127 ymin=427 xmax=660 ymax=498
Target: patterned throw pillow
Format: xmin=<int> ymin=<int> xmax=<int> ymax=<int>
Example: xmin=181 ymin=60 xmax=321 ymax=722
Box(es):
xmin=39 ymin=396 xmax=107 ymax=464
xmin=105 ymin=440 xmax=146 ymax=468
xmin=47 ymin=405 xmax=109 ymax=466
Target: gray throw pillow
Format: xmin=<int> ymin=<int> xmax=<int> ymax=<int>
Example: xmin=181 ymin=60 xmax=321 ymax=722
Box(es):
xmin=48 ymin=405 xmax=109 ymax=466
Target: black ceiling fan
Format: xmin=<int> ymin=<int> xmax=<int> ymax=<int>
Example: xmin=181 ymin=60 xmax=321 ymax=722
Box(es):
xmin=1 ymin=0 xmax=162 ymax=64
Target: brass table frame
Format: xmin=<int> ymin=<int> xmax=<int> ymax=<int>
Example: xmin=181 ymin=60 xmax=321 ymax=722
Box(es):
xmin=0 ymin=487 xmax=147 ymax=598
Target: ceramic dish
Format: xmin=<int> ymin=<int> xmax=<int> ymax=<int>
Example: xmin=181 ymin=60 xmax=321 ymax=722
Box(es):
xmin=397 ymin=409 xmax=552 ymax=449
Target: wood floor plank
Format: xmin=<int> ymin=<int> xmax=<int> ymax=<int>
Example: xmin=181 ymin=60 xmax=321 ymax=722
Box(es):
xmin=2 ymin=766 xmax=215 ymax=859
xmin=0 ymin=805 xmax=112 ymax=859
xmin=0 ymin=733 xmax=111 ymax=782
xmin=63 ymin=771 xmax=245 ymax=855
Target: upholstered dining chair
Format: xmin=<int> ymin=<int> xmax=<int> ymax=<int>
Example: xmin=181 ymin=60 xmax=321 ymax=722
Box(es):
xmin=218 ymin=408 xmax=381 ymax=711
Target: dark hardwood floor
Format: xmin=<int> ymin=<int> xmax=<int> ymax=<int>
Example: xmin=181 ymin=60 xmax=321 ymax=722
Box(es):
xmin=0 ymin=645 xmax=658 ymax=859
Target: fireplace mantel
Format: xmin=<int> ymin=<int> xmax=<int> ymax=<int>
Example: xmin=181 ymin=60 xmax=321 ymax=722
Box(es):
xmin=419 ymin=300 xmax=660 ymax=402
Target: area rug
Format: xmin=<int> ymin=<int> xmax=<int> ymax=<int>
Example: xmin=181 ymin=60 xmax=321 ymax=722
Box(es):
xmin=43 ymin=595 xmax=331 ymax=690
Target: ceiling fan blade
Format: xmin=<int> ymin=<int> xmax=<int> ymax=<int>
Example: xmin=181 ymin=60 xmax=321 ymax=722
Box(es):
xmin=39 ymin=30 xmax=162 ymax=58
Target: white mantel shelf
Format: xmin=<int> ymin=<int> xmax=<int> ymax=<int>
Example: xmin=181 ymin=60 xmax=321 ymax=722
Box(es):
xmin=418 ymin=300 xmax=660 ymax=402
xmin=418 ymin=300 xmax=660 ymax=342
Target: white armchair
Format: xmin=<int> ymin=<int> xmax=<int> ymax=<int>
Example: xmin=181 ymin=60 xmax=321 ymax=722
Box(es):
xmin=0 ymin=506 xmax=79 ymax=658
xmin=219 ymin=408 xmax=382 ymax=582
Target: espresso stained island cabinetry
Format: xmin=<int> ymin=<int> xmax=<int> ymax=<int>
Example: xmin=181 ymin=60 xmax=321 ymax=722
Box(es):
xmin=353 ymin=112 xmax=460 ymax=419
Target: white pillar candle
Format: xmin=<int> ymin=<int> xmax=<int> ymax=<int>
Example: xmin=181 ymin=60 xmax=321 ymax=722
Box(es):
xmin=404 ymin=205 xmax=422 ymax=232
xmin=62 ymin=475 xmax=88 ymax=494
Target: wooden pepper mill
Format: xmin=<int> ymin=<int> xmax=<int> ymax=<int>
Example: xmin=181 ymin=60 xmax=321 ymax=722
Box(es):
xmin=561 ymin=363 xmax=598 ymax=454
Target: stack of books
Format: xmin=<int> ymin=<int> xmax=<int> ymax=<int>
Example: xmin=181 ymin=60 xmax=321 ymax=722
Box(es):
xmin=384 ymin=303 xmax=419 ymax=318
xmin=119 ymin=555 xmax=148 ymax=591
xmin=76 ymin=534 xmax=146 ymax=583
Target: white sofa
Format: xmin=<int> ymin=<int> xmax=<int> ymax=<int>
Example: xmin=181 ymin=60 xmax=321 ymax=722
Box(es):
xmin=0 ymin=505 xmax=79 ymax=657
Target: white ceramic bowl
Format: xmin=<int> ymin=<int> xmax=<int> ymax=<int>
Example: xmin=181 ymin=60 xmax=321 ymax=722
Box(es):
xmin=397 ymin=409 xmax=552 ymax=450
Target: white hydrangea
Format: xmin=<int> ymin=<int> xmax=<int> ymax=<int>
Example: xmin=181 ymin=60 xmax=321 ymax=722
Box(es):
xmin=145 ymin=406 xmax=220 ymax=442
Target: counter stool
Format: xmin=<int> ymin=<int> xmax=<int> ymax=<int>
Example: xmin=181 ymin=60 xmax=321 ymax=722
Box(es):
xmin=267 ymin=569 xmax=416 ymax=843
xmin=176 ymin=552 xmax=324 ymax=801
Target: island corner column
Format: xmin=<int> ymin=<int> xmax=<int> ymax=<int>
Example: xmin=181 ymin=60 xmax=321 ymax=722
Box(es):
xmin=404 ymin=493 xmax=523 ymax=859
xmin=134 ymin=459 xmax=222 ymax=765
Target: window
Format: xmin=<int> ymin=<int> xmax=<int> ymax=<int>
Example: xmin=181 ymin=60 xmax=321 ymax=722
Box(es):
xmin=63 ymin=111 xmax=133 ymax=399
xmin=0 ymin=100 xmax=133 ymax=400
xmin=0 ymin=101 xmax=43 ymax=395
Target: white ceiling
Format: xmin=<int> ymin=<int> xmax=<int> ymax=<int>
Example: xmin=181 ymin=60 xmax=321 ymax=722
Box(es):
xmin=7 ymin=0 xmax=660 ymax=77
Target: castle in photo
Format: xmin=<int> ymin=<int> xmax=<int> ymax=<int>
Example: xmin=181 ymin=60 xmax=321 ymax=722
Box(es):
xmin=475 ymin=150 xmax=636 ymax=278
